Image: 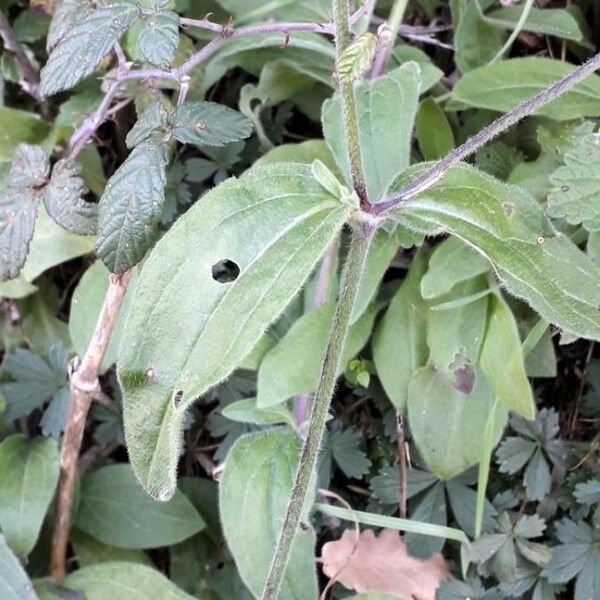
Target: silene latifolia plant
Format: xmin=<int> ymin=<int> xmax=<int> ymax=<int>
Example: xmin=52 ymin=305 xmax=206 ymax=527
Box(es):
xmin=3 ymin=0 xmax=600 ymax=598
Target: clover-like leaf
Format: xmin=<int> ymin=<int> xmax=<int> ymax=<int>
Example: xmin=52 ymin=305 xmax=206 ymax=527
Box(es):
xmin=137 ymin=10 xmax=179 ymax=68
xmin=41 ymin=2 xmax=138 ymax=96
xmin=171 ymin=102 xmax=253 ymax=148
xmin=43 ymin=159 xmax=98 ymax=235
xmin=96 ymin=139 xmax=168 ymax=273
xmin=118 ymin=162 xmax=351 ymax=499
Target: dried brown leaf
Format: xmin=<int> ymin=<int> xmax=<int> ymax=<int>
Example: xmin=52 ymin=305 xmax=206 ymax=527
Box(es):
xmin=320 ymin=528 xmax=449 ymax=600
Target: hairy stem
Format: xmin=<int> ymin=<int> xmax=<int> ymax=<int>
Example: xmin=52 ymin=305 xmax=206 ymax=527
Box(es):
xmin=50 ymin=272 xmax=131 ymax=582
xmin=375 ymin=50 xmax=600 ymax=215
xmin=334 ymin=0 xmax=369 ymax=206
xmin=261 ymin=222 xmax=375 ymax=600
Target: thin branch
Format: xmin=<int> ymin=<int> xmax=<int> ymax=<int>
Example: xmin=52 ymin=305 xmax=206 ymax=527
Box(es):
xmin=374 ymin=51 xmax=600 ymax=215
xmin=50 ymin=271 xmax=132 ymax=582
xmin=261 ymin=222 xmax=375 ymax=600
xmin=371 ymin=0 xmax=410 ymax=78
xmin=0 ymin=10 xmax=43 ymax=102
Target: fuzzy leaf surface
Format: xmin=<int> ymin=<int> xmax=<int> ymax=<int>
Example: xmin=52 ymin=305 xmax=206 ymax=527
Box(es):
xmin=118 ymin=162 xmax=350 ymax=499
xmin=137 ymin=10 xmax=179 ymax=68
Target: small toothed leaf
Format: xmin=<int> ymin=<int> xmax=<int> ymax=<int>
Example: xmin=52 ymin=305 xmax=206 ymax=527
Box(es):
xmin=137 ymin=10 xmax=179 ymax=69
xmin=170 ymin=102 xmax=253 ymax=148
xmin=0 ymin=188 xmax=38 ymax=281
xmin=46 ymin=0 xmax=93 ymax=51
xmin=96 ymin=139 xmax=168 ymax=273
xmin=126 ymin=101 xmax=171 ymax=149
xmin=43 ymin=159 xmax=98 ymax=236
xmin=7 ymin=144 xmax=49 ymax=188
xmin=40 ymin=2 xmax=138 ymax=96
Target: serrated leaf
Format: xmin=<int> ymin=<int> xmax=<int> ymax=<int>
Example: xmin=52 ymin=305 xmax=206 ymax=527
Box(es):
xmin=0 ymin=188 xmax=38 ymax=281
xmin=394 ymin=163 xmax=600 ymax=341
xmin=43 ymin=159 xmax=97 ymax=235
xmin=372 ymin=250 xmax=429 ymax=411
xmin=480 ymin=294 xmax=535 ymax=419
xmin=46 ymin=0 xmax=93 ymax=51
xmin=496 ymin=436 xmax=537 ymax=474
xmin=328 ymin=427 xmax=371 ymax=479
xmin=574 ymin=479 xmax=600 ymax=506
xmin=118 ymin=162 xmax=350 ymax=499
xmin=323 ymin=62 xmax=421 ymax=203
xmin=523 ymin=447 xmax=551 ymax=501
xmin=170 ymin=102 xmax=252 ymax=148
xmin=406 ymin=481 xmax=447 ymax=558
xmin=7 ymin=144 xmax=49 ymax=188
xmin=0 ymin=435 xmax=59 ymax=556
xmin=219 ymin=430 xmax=318 ymax=600
xmin=256 ymin=302 xmax=377 ymax=408
xmin=548 ymin=130 xmax=600 ymax=231
xmin=408 ymin=365 xmax=507 ymax=480
xmin=74 ymin=464 xmax=204 ymax=549
xmin=40 ymin=2 xmax=138 ymax=96
xmin=452 ymin=58 xmax=600 ymax=120
xmin=421 ymin=237 xmax=489 ymax=299
xmin=137 ymin=10 xmax=179 ymax=68
xmin=126 ymin=101 xmax=170 ymax=149
xmin=0 ymin=535 xmax=37 ymax=600
xmin=96 ymin=139 xmax=168 ymax=273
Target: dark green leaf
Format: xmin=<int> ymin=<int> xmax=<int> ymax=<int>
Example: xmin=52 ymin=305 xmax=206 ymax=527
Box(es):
xmin=137 ymin=10 xmax=179 ymax=68
xmin=7 ymin=144 xmax=49 ymax=188
xmin=126 ymin=101 xmax=170 ymax=149
xmin=415 ymin=98 xmax=455 ymax=161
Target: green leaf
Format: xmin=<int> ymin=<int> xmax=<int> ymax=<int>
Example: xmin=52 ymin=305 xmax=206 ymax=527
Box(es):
xmin=171 ymin=102 xmax=253 ymax=148
xmin=0 ymin=108 xmax=51 ymax=163
xmin=74 ymin=464 xmax=204 ymax=549
xmin=46 ymin=0 xmax=93 ymax=51
xmin=96 ymin=139 xmax=168 ymax=273
xmin=452 ymin=58 xmax=600 ymax=120
xmin=548 ymin=130 xmax=600 ymax=231
xmin=325 ymin=426 xmax=371 ymax=479
xmin=372 ymin=250 xmax=429 ymax=411
xmin=336 ymin=32 xmax=377 ymax=81
xmin=0 ymin=535 xmax=37 ymax=600
xmin=395 ymin=163 xmax=600 ymax=341
xmin=408 ymin=364 xmax=507 ymax=480
xmin=7 ymin=144 xmax=49 ymax=187
xmin=126 ymin=101 xmax=170 ymax=149
xmin=137 ymin=10 xmax=179 ymax=68
xmin=420 ymin=237 xmax=489 ymax=300
xmin=119 ymin=162 xmax=350 ymax=499
xmin=69 ymin=261 xmax=138 ymax=374
xmin=220 ymin=430 xmax=318 ymax=600
xmin=70 ymin=529 xmax=153 ymax=568
xmin=480 ymin=294 xmax=535 ymax=419
xmin=486 ymin=6 xmax=584 ymax=42
xmin=221 ymin=397 xmax=294 ymax=426
xmin=256 ymin=303 xmax=377 ymax=408
xmin=0 ymin=187 xmax=38 ymax=281
xmin=40 ymin=2 xmax=139 ymax=96
xmin=63 ymin=562 xmax=195 ymax=599
xmin=0 ymin=435 xmax=59 ymax=556
xmin=415 ymin=98 xmax=455 ymax=161
xmin=323 ymin=62 xmax=421 ymax=202
xmin=406 ymin=481 xmax=447 ymax=557
xmin=574 ymin=479 xmax=600 ymax=506
xmin=43 ymin=159 xmax=97 ymax=235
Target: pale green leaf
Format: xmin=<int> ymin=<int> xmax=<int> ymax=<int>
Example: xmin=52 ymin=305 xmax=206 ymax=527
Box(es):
xmin=372 ymin=251 xmax=429 ymax=411
xmin=256 ymin=303 xmax=377 ymax=408
xmin=96 ymin=139 xmax=168 ymax=273
xmin=219 ymin=430 xmax=318 ymax=600
xmin=0 ymin=435 xmax=59 ymax=556
xmin=0 ymin=188 xmax=38 ymax=281
xmin=118 ymin=162 xmax=350 ymax=499
xmin=480 ymin=294 xmax=535 ymax=419
xmin=0 ymin=535 xmax=37 ymax=600
xmin=40 ymin=2 xmax=138 ymax=96
xmin=69 ymin=261 xmax=138 ymax=373
xmin=221 ymin=397 xmax=294 ymax=426
xmin=171 ymin=102 xmax=252 ymax=148
xmin=548 ymin=130 xmax=600 ymax=231
xmin=408 ymin=365 xmax=508 ymax=480
xmin=323 ymin=62 xmax=421 ymax=203
xmin=70 ymin=529 xmax=153 ymax=568
xmin=63 ymin=562 xmax=195 ymax=599
xmin=0 ymin=107 xmax=51 ymax=163
xmin=395 ymin=163 xmax=600 ymax=340
xmin=391 ymin=45 xmax=444 ymax=93
xmin=416 ymin=98 xmax=455 ymax=161
xmin=137 ymin=10 xmax=179 ymax=68
xmin=452 ymin=58 xmax=600 ymax=120
xmin=43 ymin=159 xmax=97 ymax=236
xmin=74 ymin=464 xmax=204 ymax=549
xmin=420 ymin=237 xmax=489 ymax=300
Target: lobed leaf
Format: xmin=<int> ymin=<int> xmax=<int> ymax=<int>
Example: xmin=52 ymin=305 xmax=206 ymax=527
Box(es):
xmin=96 ymin=139 xmax=168 ymax=273
xmin=40 ymin=2 xmax=139 ymax=96
xmin=118 ymin=162 xmax=351 ymax=499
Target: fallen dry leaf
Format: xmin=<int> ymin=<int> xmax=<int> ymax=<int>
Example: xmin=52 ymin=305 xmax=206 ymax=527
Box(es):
xmin=320 ymin=528 xmax=449 ymax=600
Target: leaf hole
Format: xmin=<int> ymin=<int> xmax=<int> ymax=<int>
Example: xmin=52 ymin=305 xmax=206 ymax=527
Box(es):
xmin=211 ymin=259 xmax=240 ymax=284
xmin=172 ymin=389 xmax=183 ymax=408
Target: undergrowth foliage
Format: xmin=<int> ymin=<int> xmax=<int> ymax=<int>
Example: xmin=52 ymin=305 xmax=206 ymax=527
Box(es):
xmin=0 ymin=0 xmax=600 ymax=599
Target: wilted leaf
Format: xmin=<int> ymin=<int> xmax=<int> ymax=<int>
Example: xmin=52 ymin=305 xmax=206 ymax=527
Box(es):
xmin=320 ymin=528 xmax=449 ymax=600
xmin=96 ymin=139 xmax=168 ymax=273
xmin=118 ymin=162 xmax=350 ymax=499
xmin=137 ymin=10 xmax=179 ymax=68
